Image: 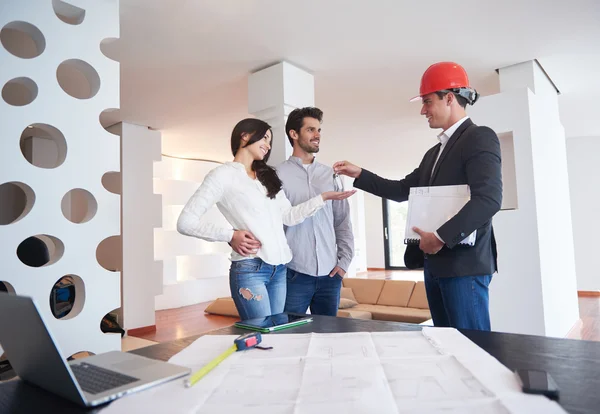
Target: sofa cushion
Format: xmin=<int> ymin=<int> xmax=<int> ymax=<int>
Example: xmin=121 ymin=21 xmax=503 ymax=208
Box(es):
xmin=407 ymin=281 xmax=429 ymax=310
xmin=371 ymin=307 xmax=431 ymax=324
xmin=337 ymin=309 xmax=372 ymax=319
xmin=342 ymin=279 xmax=385 ymax=304
xmin=376 ymin=280 xmax=415 ymax=307
xmin=340 ymin=286 xmax=358 ymax=303
xmin=338 ymin=298 xmax=358 ymax=309
xmin=204 ymin=297 xmax=239 ymax=317
xmin=353 ymin=304 xmax=431 ymax=324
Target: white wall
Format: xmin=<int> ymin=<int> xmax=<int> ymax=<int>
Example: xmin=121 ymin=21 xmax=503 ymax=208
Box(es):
xmin=567 ymin=136 xmax=600 ymax=291
xmin=315 ymin=83 xmax=436 ymax=270
xmin=154 ymin=157 xmax=232 ymax=309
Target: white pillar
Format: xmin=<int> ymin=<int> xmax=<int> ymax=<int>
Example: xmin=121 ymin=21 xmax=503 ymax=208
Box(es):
xmin=566 ymin=136 xmax=600 ymax=291
xmin=106 ymin=122 xmax=163 ymax=330
xmin=469 ymin=60 xmax=579 ymax=337
xmin=247 ymin=61 xmax=315 ymax=166
xmin=0 ymin=0 xmax=121 ymax=357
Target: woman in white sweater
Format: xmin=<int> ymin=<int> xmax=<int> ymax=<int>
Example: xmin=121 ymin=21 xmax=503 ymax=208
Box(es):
xmin=177 ymin=118 xmax=355 ymax=320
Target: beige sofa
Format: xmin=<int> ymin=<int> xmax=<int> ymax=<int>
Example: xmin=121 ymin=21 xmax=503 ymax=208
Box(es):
xmin=204 ymin=278 xmax=431 ymax=325
xmin=337 ymin=279 xmax=431 ymax=323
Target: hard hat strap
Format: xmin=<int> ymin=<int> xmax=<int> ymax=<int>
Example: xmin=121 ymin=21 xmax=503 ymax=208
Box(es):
xmin=439 ymin=88 xmax=479 ymax=105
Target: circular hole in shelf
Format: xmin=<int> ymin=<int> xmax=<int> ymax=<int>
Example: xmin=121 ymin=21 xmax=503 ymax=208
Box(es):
xmin=0 ymin=281 xmax=16 ymax=295
xmin=52 ymin=0 xmax=86 ymax=25
xmin=56 ymin=59 xmax=100 ymax=99
xmin=101 ymin=171 xmax=121 ymax=195
xmin=2 ymin=77 xmax=38 ymax=106
xmin=49 ymin=274 xmax=85 ymax=320
xmin=17 ymin=234 xmax=64 ymax=267
xmin=100 ymin=308 xmax=124 ymax=336
xmin=96 ymin=235 xmax=122 ymax=272
xmin=0 ymin=21 xmax=46 ymax=59
xmin=61 ymin=189 xmax=97 ymax=223
xmin=20 ymin=123 xmax=67 ymax=169
xmin=99 ymin=108 xmax=121 ymax=134
xmin=100 ymin=37 xmax=119 ymax=62
xmin=0 ymin=182 xmax=35 ymax=225
xmin=67 ymin=351 xmax=96 ymax=361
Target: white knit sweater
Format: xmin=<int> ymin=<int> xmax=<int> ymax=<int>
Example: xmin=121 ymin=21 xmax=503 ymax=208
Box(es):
xmin=177 ymin=162 xmax=325 ymax=265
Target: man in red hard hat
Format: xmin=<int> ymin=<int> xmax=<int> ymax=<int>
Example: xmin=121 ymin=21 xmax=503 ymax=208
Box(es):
xmin=333 ymin=62 xmax=502 ymax=331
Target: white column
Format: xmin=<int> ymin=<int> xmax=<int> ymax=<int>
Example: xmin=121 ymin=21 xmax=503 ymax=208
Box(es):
xmin=567 ymin=136 xmax=600 ymax=291
xmin=108 ymin=122 xmax=163 ymax=330
xmin=247 ymin=61 xmax=315 ymax=166
xmin=469 ymin=60 xmax=579 ymax=337
xmin=0 ymin=0 xmax=121 ymax=357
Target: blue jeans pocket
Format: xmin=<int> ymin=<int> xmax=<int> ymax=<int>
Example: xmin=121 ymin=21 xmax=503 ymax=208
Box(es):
xmin=286 ymin=270 xmax=298 ymax=282
xmin=231 ymin=259 xmax=262 ymax=273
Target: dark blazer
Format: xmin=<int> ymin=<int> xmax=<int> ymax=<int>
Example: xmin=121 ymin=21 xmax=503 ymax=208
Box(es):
xmin=354 ymin=118 xmax=502 ymax=277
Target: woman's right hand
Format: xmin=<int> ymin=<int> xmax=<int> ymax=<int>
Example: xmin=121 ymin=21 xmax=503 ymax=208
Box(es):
xmin=321 ymin=190 xmax=357 ymax=201
xmin=230 ymin=230 xmax=261 ymax=256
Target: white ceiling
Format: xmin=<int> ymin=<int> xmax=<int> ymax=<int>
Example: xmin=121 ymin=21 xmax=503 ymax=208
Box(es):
xmin=105 ymin=0 xmax=600 ymax=162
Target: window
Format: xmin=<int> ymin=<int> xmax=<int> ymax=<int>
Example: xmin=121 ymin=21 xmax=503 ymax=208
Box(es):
xmin=382 ymin=199 xmax=409 ymax=269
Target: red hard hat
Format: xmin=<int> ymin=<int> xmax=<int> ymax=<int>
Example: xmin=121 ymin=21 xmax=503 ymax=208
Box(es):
xmin=410 ymin=62 xmax=472 ymax=102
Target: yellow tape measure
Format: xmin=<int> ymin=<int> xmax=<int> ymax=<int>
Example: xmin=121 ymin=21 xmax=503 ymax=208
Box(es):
xmin=184 ymin=332 xmax=265 ymax=388
xmin=184 ymin=344 xmax=237 ymax=388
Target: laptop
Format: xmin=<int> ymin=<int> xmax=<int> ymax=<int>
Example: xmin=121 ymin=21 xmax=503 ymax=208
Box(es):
xmin=0 ymin=294 xmax=190 ymax=407
xmin=234 ymin=312 xmax=313 ymax=333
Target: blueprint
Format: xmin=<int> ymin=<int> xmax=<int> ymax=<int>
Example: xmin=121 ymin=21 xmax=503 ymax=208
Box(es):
xmin=102 ymin=329 xmax=567 ymax=413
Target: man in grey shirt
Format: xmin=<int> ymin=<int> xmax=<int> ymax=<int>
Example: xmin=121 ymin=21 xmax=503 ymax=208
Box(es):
xmin=277 ymin=107 xmax=354 ymax=316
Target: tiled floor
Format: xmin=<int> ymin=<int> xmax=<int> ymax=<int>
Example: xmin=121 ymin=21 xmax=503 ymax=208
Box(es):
xmin=121 ymin=335 xmax=158 ymax=352
xmin=66 ymin=336 xmax=159 ymax=360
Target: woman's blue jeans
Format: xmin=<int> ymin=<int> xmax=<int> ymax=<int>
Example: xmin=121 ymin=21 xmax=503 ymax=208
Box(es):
xmin=229 ymin=258 xmax=287 ymax=320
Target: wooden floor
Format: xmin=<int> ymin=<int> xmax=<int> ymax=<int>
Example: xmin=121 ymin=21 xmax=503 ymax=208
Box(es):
xmin=129 ymin=270 xmax=600 ymax=344
xmin=566 ymin=295 xmax=600 ymax=341
xmin=130 ymin=301 xmax=237 ymax=343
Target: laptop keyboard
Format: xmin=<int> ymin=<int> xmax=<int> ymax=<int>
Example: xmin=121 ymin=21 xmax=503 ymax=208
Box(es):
xmin=71 ymin=362 xmax=139 ymax=395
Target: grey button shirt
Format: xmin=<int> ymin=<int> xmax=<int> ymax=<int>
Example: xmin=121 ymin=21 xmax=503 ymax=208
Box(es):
xmin=276 ymin=156 xmax=354 ymax=276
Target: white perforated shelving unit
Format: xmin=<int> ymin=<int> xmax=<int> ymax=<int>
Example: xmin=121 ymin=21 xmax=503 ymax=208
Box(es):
xmin=0 ymin=0 xmax=121 ymax=358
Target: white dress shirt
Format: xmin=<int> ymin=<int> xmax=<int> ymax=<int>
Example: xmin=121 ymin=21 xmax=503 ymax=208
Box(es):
xmin=431 ymin=116 xmax=470 ymax=178
xmin=176 ymin=162 xmax=325 ymax=265
xmin=432 ymin=116 xmax=469 ymax=243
